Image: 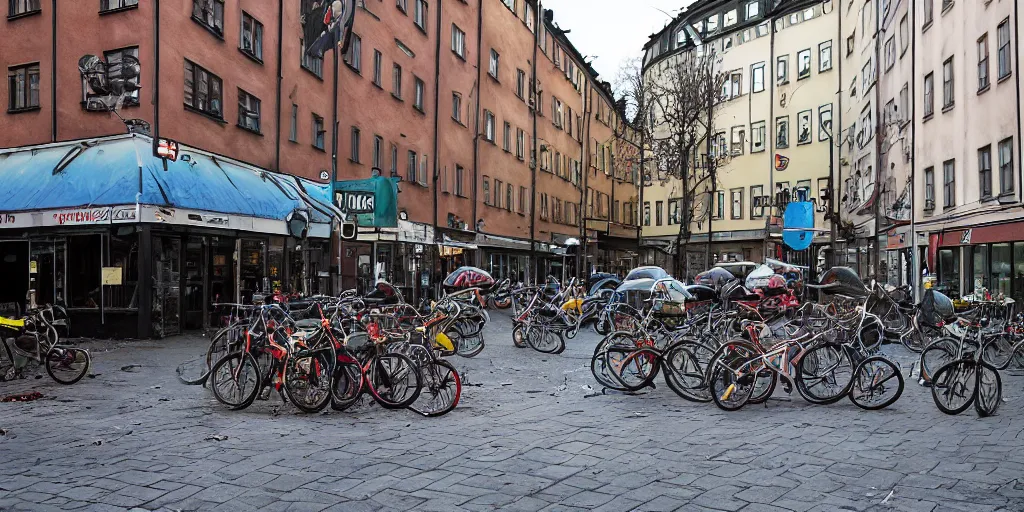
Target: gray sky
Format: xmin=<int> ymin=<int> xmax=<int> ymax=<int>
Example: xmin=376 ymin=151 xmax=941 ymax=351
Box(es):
xmin=542 ymin=0 xmax=694 ymax=81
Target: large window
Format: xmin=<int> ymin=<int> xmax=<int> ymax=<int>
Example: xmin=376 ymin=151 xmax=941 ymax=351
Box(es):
xmin=979 ymin=145 xmax=992 ymax=199
xmin=191 ymin=0 xmax=224 ymax=35
xmin=937 ymin=248 xmax=959 ymax=294
xmin=83 ymin=47 xmax=140 ymax=110
xmin=942 ymin=57 xmax=954 ymax=110
xmin=240 ymin=12 xmax=264 ymax=61
xmin=999 ymin=137 xmax=1014 ymax=196
xmin=237 ymin=89 xmax=261 ymax=133
xmin=9 ymin=0 xmax=40 ymax=17
xmin=978 ymin=34 xmax=989 ymax=91
xmin=998 ymin=19 xmax=1012 ymax=80
xmin=7 ymin=63 xmax=40 ymax=112
xmin=183 ymin=60 xmax=223 ymax=118
xmin=943 ymin=159 xmax=955 ymax=208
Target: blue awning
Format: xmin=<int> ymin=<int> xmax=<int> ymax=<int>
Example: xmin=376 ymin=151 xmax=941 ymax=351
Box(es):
xmin=0 ymin=135 xmax=340 ymax=231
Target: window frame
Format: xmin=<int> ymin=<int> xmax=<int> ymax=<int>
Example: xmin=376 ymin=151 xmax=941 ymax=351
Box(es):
xmin=7 ymin=62 xmax=40 ymax=112
xmin=240 ymin=11 xmax=264 ymax=63
xmin=797 ymin=110 xmax=812 ymax=145
xmin=451 ymin=23 xmax=466 ymax=59
xmin=923 ymin=72 xmax=934 ymax=118
xmin=924 ymin=167 xmax=935 ymax=211
xmin=236 ymin=88 xmax=262 ymax=134
xmin=751 ymin=62 xmax=765 ymax=93
xmin=191 ymin=0 xmax=225 ymax=37
xmin=998 ymin=19 xmax=1012 ymax=80
xmin=978 ymin=34 xmax=989 ymax=92
xmin=818 ymin=40 xmax=832 ymax=72
xmin=797 ymin=49 xmax=812 ymax=80
xmin=942 ymin=56 xmax=954 ymax=110
xmin=100 ymin=0 xmax=138 ymax=13
xmin=489 ymin=49 xmax=500 ymax=80
xmin=943 ymin=159 xmax=955 ymax=209
xmin=183 ymin=59 xmax=224 ymax=120
xmin=730 ymin=188 xmax=744 ymax=220
xmin=344 ymin=33 xmax=362 ymax=73
xmin=312 ymin=113 xmax=326 ymax=150
xmin=413 ymin=76 xmax=425 ymax=112
xmin=979 ymin=144 xmax=993 ymax=200
xmin=999 ymin=137 xmax=1015 ymax=196
xmin=775 ymin=116 xmax=790 ymax=148
xmin=350 ymin=126 xmax=361 ymax=163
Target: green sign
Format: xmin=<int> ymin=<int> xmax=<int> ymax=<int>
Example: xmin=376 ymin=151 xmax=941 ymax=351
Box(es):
xmin=333 ymin=176 xmax=399 ymax=228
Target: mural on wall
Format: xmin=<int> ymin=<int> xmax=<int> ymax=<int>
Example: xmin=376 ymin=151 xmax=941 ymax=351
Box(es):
xmin=303 ymin=0 xmax=357 ymax=58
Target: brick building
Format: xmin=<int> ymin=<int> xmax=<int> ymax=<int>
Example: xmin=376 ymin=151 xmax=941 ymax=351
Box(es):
xmin=0 ymin=0 xmax=638 ymax=337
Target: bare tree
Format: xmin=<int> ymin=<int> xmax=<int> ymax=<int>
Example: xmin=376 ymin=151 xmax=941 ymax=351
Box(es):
xmin=645 ymin=48 xmax=726 ymax=278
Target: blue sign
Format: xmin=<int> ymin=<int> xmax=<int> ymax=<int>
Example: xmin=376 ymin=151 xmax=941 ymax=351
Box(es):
xmin=333 ymin=176 xmax=399 ymax=228
xmin=782 ymin=201 xmax=814 ymax=251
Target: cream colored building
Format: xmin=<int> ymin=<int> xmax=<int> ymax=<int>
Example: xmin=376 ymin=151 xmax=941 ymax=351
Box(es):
xmin=641 ymin=0 xmax=839 ymax=278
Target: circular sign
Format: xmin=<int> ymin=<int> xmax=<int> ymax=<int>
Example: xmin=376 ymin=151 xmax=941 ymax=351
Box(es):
xmin=319 ymin=170 xmax=330 ymax=181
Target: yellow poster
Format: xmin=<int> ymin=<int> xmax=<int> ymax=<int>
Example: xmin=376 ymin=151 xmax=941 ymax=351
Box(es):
xmin=29 ymin=261 xmax=37 ymax=274
xmin=102 ymin=267 xmax=123 ymax=286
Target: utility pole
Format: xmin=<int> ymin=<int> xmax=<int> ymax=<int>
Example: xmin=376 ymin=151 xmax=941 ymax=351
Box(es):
xmin=705 ymin=96 xmax=714 ymax=271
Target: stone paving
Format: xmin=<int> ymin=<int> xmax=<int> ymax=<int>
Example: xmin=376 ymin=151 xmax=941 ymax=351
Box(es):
xmin=2 ymin=310 xmax=1024 ymax=511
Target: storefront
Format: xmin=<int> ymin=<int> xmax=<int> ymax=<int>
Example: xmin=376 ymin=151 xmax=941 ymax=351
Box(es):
xmin=0 ymin=135 xmax=342 ymax=338
xmin=931 ymin=224 xmax=1024 ymax=303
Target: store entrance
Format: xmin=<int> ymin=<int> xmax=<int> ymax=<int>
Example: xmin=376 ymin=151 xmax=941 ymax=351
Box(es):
xmin=0 ymin=241 xmax=28 ymax=316
xmin=152 ymin=236 xmax=181 ymax=337
xmin=183 ymin=236 xmax=206 ymax=330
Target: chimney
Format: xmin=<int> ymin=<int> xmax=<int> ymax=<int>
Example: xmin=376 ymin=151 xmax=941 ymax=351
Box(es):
xmin=543 ymin=9 xmax=554 ymax=24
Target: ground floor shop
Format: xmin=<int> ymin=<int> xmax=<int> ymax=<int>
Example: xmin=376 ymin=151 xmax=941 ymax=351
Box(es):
xmin=929 ymin=222 xmax=1024 ymax=304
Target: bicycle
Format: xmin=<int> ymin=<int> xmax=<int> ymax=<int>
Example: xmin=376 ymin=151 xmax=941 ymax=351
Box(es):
xmin=0 ymin=306 xmax=90 ymax=384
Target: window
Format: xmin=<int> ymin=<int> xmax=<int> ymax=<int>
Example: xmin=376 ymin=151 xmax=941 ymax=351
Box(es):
xmin=942 ymin=57 xmax=954 ymax=110
xmin=924 ymin=167 xmax=935 ymax=210
xmin=923 ymin=72 xmax=934 ymax=117
xmin=312 ymin=114 xmax=325 ymax=150
xmin=489 ymin=50 xmax=500 ymax=79
xmin=943 ymin=159 xmax=955 ymax=208
xmin=751 ymin=63 xmax=765 ymax=93
xmin=777 ymin=55 xmax=789 ymax=84
xmin=289 ymin=104 xmax=298 ymax=142
xmin=998 ymin=19 xmax=1011 ymax=80
xmin=819 ymin=41 xmax=832 ymax=72
xmin=366 ymin=51 xmax=380 ymax=87
xmin=183 ymin=60 xmax=223 ymax=118
xmin=797 ymin=49 xmax=811 ymax=79
xmin=818 ymin=104 xmax=832 ymax=141
xmin=1000 ymin=138 xmax=1014 ymax=196
xmin=301 ymin=39 xmax=324 ymax=78
xmin=390 ymin=144 xmax=398 ymax=176
xmin=724 ymin=9 xmax=737 ymax=27
xmin=730 ymin=189 xmax=744 ymax=219
xmin=847 ymin=34 xmax=855 ymax=56
xmin=745 ymin=1 xmax=759 ymax=19
xmin=372 ymin=135 xmax=382 ymax=169
xmin=519 ymin=186 xmax=527 ymax=212
xmin=236 ymin=89 xmax=261 ymax=133
xmin=978 ymin=35 xmax=989 ymax=91
xmin=713 ymin=191 xmax=724 ymax=219
xmin=861 ymin=57 xmax=874 ymax=92
xmin=192 ymin=0 xmax=224 ymax=35
xmin=776 ymin=116 xmax=789 ymax=148
xmin=750 ymin=185 xmax=764 ymax=218
xmin=414 ymin=77 xmax=424 ymax=111
xmin=797 ymin=110 xmax=811 ymax=144
xmin=350 ymin=127 xmax=361 ymax=163
xmin=516 ymin=128 xmax=525 ymax=160
xmin=525 ymin=3 xmax=534 ymax=32
xmin=452 ymin=92 xmax=462 ymax=123
xmin=83 ymin=47 xmax=140 ymax=109
xmin=101 ymin=0 xmax=137 ymax=11
xmin=456 ymin=165 xmax=465 ymax=197
xmin=237 ymin=12 xmax=265 ymax=62
xmin=9 ymin=0 xmax=40 ymax=16
xmin=407 ymin=150 xmax=417 ymax=182
xmin=7 ymin=63 xmax=39 ymax=112
xmin=451 ymin=24 xmax=466 ymax=58
xmin=392 ymin=64 xmax=403 ymax=98
xmin=493 ymin=180 xmax=502 ymax=208
xmin=979 ymin=145 xmax=993 ymax=199
xmin=414 ymin=0 xmax=427 ymax=31
xmin=516 ymin=69 xmax=526 ymax=99
xmin=751 ymin=121 xmax=766 ymax=152
xmin=706 ymin=14 xmax=719 ymax=33
xmin=503 ymin=122 xmax=511 ymax=152
xmin=397 ymin=0 xmax=407 ymax=13
xmin=884 ymin=37 xmax=895 ymax=71
xmin=899 ymin=15 xmax=909 ymax=55
xmin=900 ymin=83 xmax=910 ymax=124
xmin=655 ymin=201 xmax=664 ymax=226
xmin=344 ymin=34 xmax=362 ymax=72
xmin=731 ymin=126 xmax=745 ymax=155
xmin=484 ymin=110 xmax=495 ymax=141
xmin=923 ymin=0 xmax=933 ymax=27
xmin=643 ymin=202 xmax=650 ymax=225
xmin=506 ymin=184 xmax=513 ymax=212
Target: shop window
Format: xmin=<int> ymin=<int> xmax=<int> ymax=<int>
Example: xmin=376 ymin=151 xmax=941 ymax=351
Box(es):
xmin=1013 ymin=243 xmax=1024 ymax=304
xmin=68 ymin=235 xmax=102 ymax=308
xmin=991 ymin=243 xmax=1012 ymax=298
xmin=972 ymin=245 xmax=989 ymax=294
xmin=937 ymin=248 xmax=959 ymax=296
xmin=104 ymin=233 xmax=139 ymax=309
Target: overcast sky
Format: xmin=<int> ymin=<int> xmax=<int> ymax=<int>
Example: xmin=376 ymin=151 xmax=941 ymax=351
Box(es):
xmin=542 ymin=0 xmax=695 ymax=82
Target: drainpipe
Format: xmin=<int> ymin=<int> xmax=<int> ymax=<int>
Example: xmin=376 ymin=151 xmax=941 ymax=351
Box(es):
xmin=529 ymin=2 xmax=540 ymax=283
xmin=471 ymin=0 xmax=484 ymax=244
xmin=152 ymin=0 xmax=161 ymax=158
xmin=579 ymin=84 xmax=589 ymax=279
xmin=331 ymin=52 xmax=339 ymax=182
xmin=873 ymin=0 xmax=883 ymax=282
xmin=431 ymin=0 xmax=443 ymax=240
xmin=274 ymin=0 xmax=283 ymax=172
xmin=766 ymin=11 xmax=776 ymax=265
xmin=1015 ymin=0 xmax=1022 ymax=204
xmin=910 ymin=0 xmax=918 ymax=300
xmin=50 ymin=0 xmax=56 ymax=141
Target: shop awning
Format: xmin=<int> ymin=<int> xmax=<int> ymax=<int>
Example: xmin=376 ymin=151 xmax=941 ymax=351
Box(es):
xmin=0 ymin=135 xmax=340 ymax=236
xmin=475 ymin=233 xmax=531 ymax=251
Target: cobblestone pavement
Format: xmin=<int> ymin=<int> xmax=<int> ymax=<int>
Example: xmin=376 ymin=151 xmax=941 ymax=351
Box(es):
xmin=2 ymin=311 xmax=1024 ymax=512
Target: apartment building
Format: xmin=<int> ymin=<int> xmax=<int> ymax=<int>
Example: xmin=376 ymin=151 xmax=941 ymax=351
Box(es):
xmin=0 ymin=0 xmax=638 ymax=335
xmin=640 ymin=0 xmax=839 ymax=279
xmin=914 ymin=0 xmax=1023 ymax=301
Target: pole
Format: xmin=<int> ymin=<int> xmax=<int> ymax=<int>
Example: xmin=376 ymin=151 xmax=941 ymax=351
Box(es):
xmin=529 ymin=2 xmax=540 ymax=283
xmin=910 ymin=0 xmax=919 ymax=301
xmin=829 ymin=132 xmax=837 ymax=266
xmin=274 ymin=0 xmax=283 ymax=172
xmin=151 ymin=0 xmax=160 ymax=157
xmin=50 ymin=0 xmax=57 ymax=142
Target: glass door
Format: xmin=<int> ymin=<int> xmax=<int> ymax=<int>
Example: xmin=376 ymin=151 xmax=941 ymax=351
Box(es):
xmin=183 ymin=236 xmax=206 ymax=330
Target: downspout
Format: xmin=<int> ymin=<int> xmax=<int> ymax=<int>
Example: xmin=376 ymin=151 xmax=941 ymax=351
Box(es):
xmin=766 ymin=10 xmax=776 ymax=264
xmin=579 ymin=84 xmax=589 ymax=279
xmin=471 ymin=0 xmax=484 ymax=240
xmin=910 ymin=0 xmax=918 ymax=300
xmin=431 ymin=0 xmax=443 ymax=240
xmin=50 ymin=0 xmax=56 ymax=142
xmin=152 ymin=0 xmax=161 ymax=159
xmin=873 ymin=0 xmax=883 ymax=281
xmin=274 ymin=0 xmax=283 ymax=172
xmin=331 ymin=52 xmax=339 ymax=182
xmin=529 ymin=2 xmax=540 ymax=282
xmin=1014 ymin=0 xmax=1022 ymax=203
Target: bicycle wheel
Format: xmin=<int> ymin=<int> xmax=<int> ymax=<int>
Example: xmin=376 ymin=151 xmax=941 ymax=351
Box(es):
xmin=594 ymin=314 xmax=611 ymax=335
xmin=611 ymin=347 xmax=660 ymax=391
xmin=901 ymin=328 xmax=926 ymax=353
xmin=44 ymin=346 xmax=90 ymax=385
xmin=931 ymin=359 xmax=977 ymax=415
xmin=284 ymin=345 xmax=335 ymax=413
xmin=210 ymin=352 xmax=261 ymax=410
xmin=409 ymin=359 xmax=461 ymax=417
xmin=511 ymin=323 xmax=528 ymax=348
xmin=795 ymin=343 xmax=855 ymax=405
xmin=920 ymin=337 xmax=960 ymax=383
xmin=527 ymin=326 xmax=563 ymax=354
xmin=981 ymin=336 xmax=1016 ymax=370
xmin=454 ymin=326 xmax=485 ymax=358
xmin=848 ymin=356 xmax=904 ymax=410
xmin=746 ymin=369 xmax=778 ymax=405
xmin=880 ymin=306 xmax=908 ymax=333
xmin=367 ymin=352 xmax=422 ymax=409
xmin=662 ymin=341 xmax=713 ymax=402
xmin=591 ymin=332 xmax=634 ymax=391
xmin=707 ymin=340 xmax=759 ymax=411
xmin=974 ymin=361 xmax=1002 ymax=417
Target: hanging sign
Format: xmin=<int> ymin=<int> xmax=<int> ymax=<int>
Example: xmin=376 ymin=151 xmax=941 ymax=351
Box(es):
xmin=102 ymin=267 xmax=123 ymax=286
